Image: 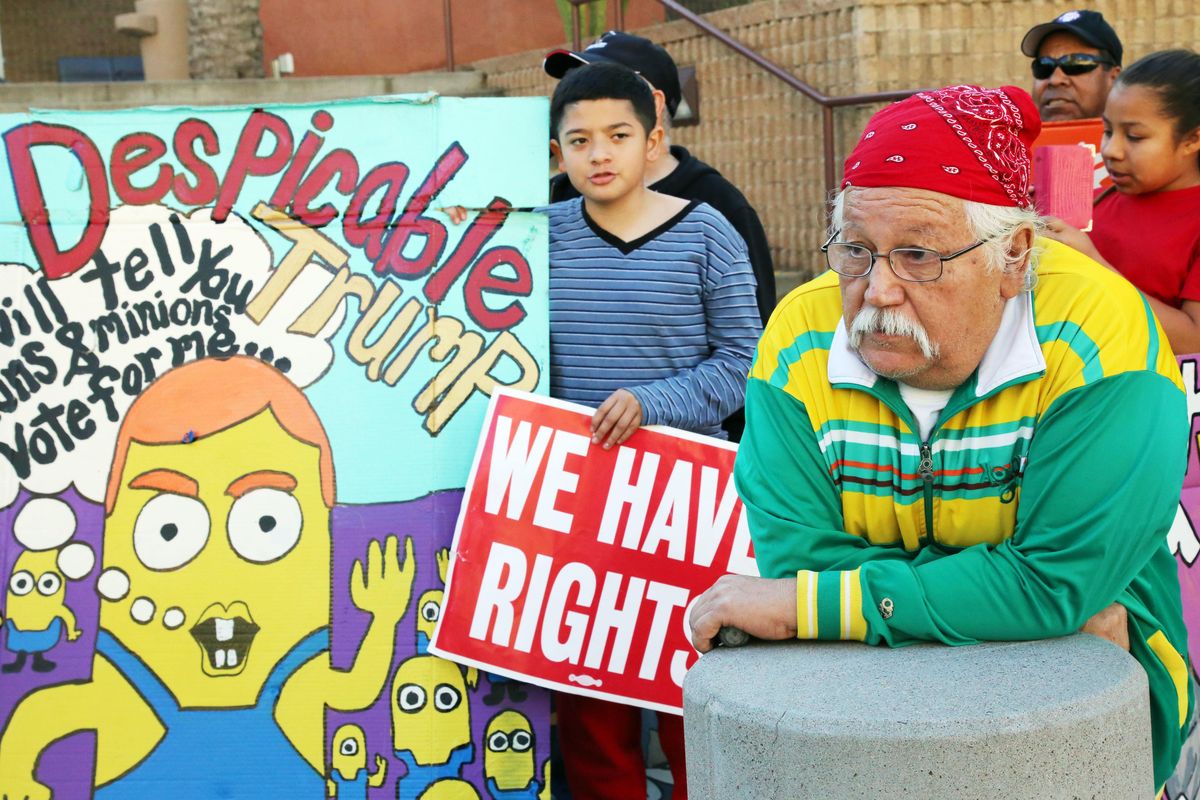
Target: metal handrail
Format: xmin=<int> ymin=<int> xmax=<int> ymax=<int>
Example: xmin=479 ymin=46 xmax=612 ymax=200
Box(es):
xmin=566 ymin=0 xmax=928 ymax=196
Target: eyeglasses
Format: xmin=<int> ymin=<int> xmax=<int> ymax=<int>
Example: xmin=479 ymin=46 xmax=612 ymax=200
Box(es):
xmin=1031 ymin=53 xmax=1114 ymax=80
xmin=820 ymin=230 xmax=989 ymax=282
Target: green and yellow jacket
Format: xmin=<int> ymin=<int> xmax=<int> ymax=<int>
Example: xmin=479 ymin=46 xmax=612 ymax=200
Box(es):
xmin=737 ymin=239 xmax=1192 ymax=788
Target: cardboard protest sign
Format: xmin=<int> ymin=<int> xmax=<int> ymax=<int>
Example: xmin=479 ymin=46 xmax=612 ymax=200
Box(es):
xmin=0 ymin=96 xmax=551 ymax=800
xmin=1172 ymin=355 xmax=1200 ymax=668
xmin=1031 ymin=117 xmax=1111 ymax=191
xmin=430 ymin=389 xmax=759 ymax=714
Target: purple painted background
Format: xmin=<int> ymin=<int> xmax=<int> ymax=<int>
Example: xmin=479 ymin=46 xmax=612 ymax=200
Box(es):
xmin=328 ymin=492 xmax=550 ymax=798
xmin=0 ymin=488 xmax=549 ymax=799
xmin=1177 ymin=356 xmax=1200 ymax=669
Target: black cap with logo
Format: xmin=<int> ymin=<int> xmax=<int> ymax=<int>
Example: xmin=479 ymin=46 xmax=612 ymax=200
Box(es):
xmin=1021 ymin=10 xmax=1123 ymax=65
xmin=544 ymin=31 xmax=683 ymax=116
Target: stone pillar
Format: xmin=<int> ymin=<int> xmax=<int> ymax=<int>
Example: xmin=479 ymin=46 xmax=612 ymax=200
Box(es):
xmin=684 ymin=635 xmax=1154 ymax=798
xmin=188 ymin=0 xmax=263 ymax=80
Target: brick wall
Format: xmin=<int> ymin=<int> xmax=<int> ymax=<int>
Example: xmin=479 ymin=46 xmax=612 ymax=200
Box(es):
xmin=471 ymin=0 xmax=1200 ymax=286
xmin=189 ymin=0 xmax=264 ymax=79
xmin=0 ymin=0 xmax=140 ymax=83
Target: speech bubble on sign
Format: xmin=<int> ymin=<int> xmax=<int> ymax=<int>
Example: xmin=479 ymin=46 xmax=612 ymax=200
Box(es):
xmin=0 ymin=203 xmax=345 ymax=508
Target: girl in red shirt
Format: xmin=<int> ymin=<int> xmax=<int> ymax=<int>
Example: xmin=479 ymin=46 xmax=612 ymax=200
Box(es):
xmin=1047 ymin=49 xmax=1200 ymax=354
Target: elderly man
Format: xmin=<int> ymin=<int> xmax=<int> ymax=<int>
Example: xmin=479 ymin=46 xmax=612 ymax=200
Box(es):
xmin=1022 ymin=9 xmax=1122 ymax=121
xmin=689 ymin=84 xmax=1192 ymax=791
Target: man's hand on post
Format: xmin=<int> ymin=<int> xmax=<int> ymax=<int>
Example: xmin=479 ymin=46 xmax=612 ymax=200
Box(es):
xmin=1080 ymin=602 xmax=1130 ymax=651
xmin=689 ymin=575 xmax=799 ymax=653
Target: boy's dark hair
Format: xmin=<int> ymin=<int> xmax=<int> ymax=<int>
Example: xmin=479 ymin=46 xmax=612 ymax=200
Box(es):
xmin=1117 ymin=49 xmax=1200 ymax=140
xmin=549 ymin=61 xmax=657 ymax=141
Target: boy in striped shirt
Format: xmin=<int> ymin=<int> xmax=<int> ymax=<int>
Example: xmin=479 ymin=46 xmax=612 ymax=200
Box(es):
xmin=544 ymin=62 xmax=761 ymax=799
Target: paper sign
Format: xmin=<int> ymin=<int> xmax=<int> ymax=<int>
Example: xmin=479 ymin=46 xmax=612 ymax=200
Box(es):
xmin=0 ymin=96 xmax=551 ymax=800
xmin=1031 ymin=117 xmax=1111 ymax=191
xmin=430 ymin=389 xmax=759 ymax=714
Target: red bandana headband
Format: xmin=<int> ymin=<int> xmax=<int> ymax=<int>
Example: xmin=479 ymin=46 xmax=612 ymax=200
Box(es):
xmin=842 ymin=85 xmax=1041 ymax=209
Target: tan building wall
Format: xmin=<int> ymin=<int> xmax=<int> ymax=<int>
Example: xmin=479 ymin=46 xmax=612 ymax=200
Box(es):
xmin=0 ymin=0 xmax=140 ymax=83
xmin=472 ymin=0 xmax=1200 ymax=286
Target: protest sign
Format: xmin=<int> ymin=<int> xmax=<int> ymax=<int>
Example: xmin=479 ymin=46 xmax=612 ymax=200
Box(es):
xmin=430 ymin=389 xmax=758 ymax=714
xmin=0 ymin=95 xmax=551 ymax=800
xmin=1173 ymin=355 xmax=1200 ymax=666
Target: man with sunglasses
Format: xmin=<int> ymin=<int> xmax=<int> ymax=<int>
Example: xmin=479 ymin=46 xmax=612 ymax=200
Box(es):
xmin=689 ymin=84 xmax=1192 ymax=794
xmin=1022 ymin=9 xmax=1123 ymax=122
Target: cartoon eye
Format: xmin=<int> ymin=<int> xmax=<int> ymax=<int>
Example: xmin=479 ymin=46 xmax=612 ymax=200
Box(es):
xmin=339 ymin=738 xmax=359 ymax=756
xmin=36 ymin=572 xmax=62 ymax=596
xmin=510 ymin=730 xmax=532 ymax=752
xmin=8 ymin=570 xmax=34 ymax=596
xmin=433 ymin=684 xmax=461 ymax=712
xmin=227 ymin=489 xmax=302 ymax=564
xmin=396 ymin=683 xmax=427 ymax=713
xmin=487 ymin=731 xmax=510 ymax=752
xmin=133 ymin=494 xmax=211 ymax=571
xmin=421 ymin=599 xmax=441 ymax=623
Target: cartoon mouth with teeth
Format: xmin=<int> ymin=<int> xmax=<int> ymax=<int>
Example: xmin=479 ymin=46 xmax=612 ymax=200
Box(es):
xmin=190 ymin=602 xmax=261 ymax=677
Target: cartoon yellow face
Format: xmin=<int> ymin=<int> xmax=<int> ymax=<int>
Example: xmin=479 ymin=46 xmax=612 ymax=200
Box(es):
xmin=391 ymin=654 xmax=471 ymax=764
xmin=417 ymin=778 xmax=481 ymax=800
xmin=101 ymin=408 xmax=330 ymax=709
xmin=331 ymin=723 xmax=367 ymax=779
xmin=484 ymin=709 xmax=535 ymax=791
xmin=6 ymin=550 xmax=68 ymax=632
xmin=416 ymin=588 xmax=443 ymax=642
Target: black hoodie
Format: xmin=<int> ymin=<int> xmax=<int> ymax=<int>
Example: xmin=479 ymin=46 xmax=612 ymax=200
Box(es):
xmin=550 ymin=145 xmax=775 ymax=441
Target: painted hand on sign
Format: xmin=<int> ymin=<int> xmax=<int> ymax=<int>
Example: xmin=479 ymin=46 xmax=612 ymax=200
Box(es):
xmin=350 ymin=534 xmax=416 ymax=624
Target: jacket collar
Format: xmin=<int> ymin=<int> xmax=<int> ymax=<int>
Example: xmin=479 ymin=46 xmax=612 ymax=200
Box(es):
xmin=828 ymin=292 xmax=1045 ymax=397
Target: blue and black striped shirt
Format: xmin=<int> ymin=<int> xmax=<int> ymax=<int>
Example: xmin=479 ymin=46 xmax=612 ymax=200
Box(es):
xmin=545 ymin=197 xmax=762 ymax=439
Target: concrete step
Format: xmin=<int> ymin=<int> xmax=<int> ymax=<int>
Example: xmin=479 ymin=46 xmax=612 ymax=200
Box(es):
xmin=0 ymin=70 xmax=495 ymax=112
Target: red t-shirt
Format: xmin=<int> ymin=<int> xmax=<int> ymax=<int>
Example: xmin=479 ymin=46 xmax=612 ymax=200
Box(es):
xmin=1090 ymin=184 xmax=1200 ymax=307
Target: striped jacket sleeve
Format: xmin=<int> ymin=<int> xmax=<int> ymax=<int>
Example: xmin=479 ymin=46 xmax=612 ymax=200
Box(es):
xmin=735 ymin=376 xmax=918 ymax=643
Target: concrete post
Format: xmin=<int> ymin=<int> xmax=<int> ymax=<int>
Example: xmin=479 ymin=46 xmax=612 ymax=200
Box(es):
xmin=684 ymin=634 xmax=1154 ymax=798
xmin=115 ymin=0 xmax=190 ymax=81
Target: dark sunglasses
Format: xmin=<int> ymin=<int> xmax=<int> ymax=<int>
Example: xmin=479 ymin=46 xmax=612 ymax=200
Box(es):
xmin=1031 ymin=53 xmax=1114 ymax=80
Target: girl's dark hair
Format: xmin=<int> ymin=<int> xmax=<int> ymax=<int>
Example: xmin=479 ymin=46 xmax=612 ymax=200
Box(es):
xmin=1116 ymin=49 xmax=1200 ymax=139
xmin=549 ymin=62 xmax=657 ymax=141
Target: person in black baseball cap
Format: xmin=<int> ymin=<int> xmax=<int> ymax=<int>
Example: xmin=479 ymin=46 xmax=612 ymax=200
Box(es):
xmin=1021 ymin=10 xmax=1123 ymax=121
xmin=545 ymin=31 xmax=683 ymax=120
xmin=542 ymin=31 xmax=777 ymax=329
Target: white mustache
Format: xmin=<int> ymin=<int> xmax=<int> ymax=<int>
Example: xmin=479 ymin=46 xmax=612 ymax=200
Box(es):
xmin=849 ymin=307 xmax=939 ymax=360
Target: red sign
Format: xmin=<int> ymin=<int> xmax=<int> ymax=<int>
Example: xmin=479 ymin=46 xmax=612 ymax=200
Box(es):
xmin=429 ymin=389 xmax=758 ymax=713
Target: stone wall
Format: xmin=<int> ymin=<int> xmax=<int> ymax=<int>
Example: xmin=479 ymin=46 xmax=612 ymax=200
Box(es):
xmin=188 ymin=0 xmax=263 ymax=79
xmin=471 ymin=0 xmax=1200 ymax=286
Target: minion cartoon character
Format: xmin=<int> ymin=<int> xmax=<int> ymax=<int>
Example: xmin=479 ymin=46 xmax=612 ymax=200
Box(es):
xmin=391 ymin=653 xmax=479 ymax=800
xmin=0 ymin=357 xmax=416 ymax=800
xmin=415 ymin=549 xmax=450 ymax=655
xmin=3 ymin=549 xmax=82 ymax=674
xmin=483 ymin=710 xmax=547 ymax=800
xmin=327 ymin=723 xmax=387 ymax=800
xmin=418 ymin=779 xmax=481 ymax=800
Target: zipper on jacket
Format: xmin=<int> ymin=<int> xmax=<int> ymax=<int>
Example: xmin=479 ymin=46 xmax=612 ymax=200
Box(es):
xmin=919 ymin=441 xmax=935 ymax=540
